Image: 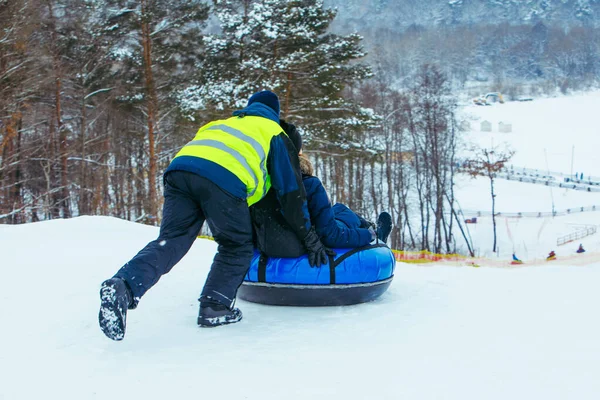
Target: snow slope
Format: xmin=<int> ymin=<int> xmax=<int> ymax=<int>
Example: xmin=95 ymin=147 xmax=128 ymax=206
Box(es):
xmin=2 ymin=216 xmax=600 ymax=400
xmin=3 ymin=92 xmax=600 ymax=400
xmin=461 ymin=91 xmax=600 ymax=174
xmin=454 ymin=91 xmax=600 ymax=259
xmin=454 ymin=174 xmax=600 ymax=259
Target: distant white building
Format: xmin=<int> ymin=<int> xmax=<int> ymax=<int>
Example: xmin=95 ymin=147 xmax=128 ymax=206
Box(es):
xmin=480 ymin=120 xmax=492 ymax=132
xmin=499 ymin=121 xmax=512 ymax=133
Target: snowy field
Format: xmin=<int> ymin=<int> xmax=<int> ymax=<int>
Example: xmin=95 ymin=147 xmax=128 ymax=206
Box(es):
xmin=455 ymin=90 xmax=600 ymax=259
xmin=2 ymin=217 xmax=600 ymax=400
xmin=461 ymin=90 xmax=600 ymax=173
xmin=454 ymin=175 xmax=600 ymax=259
xmin=2 ymin=92 xmax=600 ymax=400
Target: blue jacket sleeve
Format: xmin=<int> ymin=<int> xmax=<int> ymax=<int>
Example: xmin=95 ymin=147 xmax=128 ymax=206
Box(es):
xmin=267 ymin=134 xmax=312 ymax=240
xmin=304 ymin=177 xmax=372 ymax=248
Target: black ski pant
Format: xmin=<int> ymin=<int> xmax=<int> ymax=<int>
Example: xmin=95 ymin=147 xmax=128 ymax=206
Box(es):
xmin=114 ymin=170 xmax=254 ymax=308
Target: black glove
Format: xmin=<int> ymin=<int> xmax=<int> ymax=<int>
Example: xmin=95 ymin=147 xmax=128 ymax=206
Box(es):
xmin=302 ymin=228 xmax=336 ymax=267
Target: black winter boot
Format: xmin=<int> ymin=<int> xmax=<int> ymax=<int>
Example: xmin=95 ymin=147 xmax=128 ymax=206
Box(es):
xmin=99 ymin=277 xmax=133 ymax=341
xmin=198 ymin=300 xmax=243 ymax=328
xmin=376 ymin=212 xmax=392 ymax=243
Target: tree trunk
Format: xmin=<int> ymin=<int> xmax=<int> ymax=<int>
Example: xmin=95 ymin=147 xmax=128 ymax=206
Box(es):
xmin=490 ymin=176 xmax=497 ymax=252
xmin=13 ymin=114 xmax=23 ymax=223
xmin=102 ymin=130 xmax=110 ymax=216
xmin=284 ymin=71 xmax=292 ymax=117
xmin=347 ymin=156 xmax=354 ymax=209
xmin=48 ymin=116 xmax=60 ymax=219
xmin=370 ymin=160 xmax=378 ymax=218
xmin=385 ymin=147 xmax=393 ymax=221
xmin=141 ymin=0 xmax=158 ymax=225
xmin=356 ymin=157 xmax=365 ymax=216
xmin=79 ymin=91 xmax=88 ymax=215
xmin=56 ymin=68 xmax=70 ymax=218
xmin=46 ymin=0 xmax=70 ymax=219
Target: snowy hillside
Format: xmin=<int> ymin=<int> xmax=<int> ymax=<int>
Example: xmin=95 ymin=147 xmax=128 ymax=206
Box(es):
xmin=454 ymin=91 xmax=600 ymax=259
xmin=461 ymin=91 xmax=600 ymax=174
xmin=2 ymin=216 xmax=600 ymax=400
xmin=3 ymin=92 xmax=600 ymax=400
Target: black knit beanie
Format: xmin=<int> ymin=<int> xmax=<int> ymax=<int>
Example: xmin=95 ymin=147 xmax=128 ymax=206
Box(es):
xmin=247 ymin=90 xmax=280 ymax=116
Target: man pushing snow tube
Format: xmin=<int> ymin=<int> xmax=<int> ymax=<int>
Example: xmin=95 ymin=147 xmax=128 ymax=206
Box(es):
xmin=238 ymin=243 xmax=395 ymax=306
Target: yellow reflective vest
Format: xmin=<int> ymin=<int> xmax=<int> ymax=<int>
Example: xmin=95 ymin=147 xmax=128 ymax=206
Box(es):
xmin=172 ymin=116 xmax=282 ymax=206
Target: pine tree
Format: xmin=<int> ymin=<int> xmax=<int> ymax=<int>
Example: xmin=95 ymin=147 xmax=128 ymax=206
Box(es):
xmin=95 ymin=0 xmax=209 ymax=224
xmin=179 ymin=0 xmax=376 ymax=150
xmin=0 ymin=0 xmax=32 ymax=223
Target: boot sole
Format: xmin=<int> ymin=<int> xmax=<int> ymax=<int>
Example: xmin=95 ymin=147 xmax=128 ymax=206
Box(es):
xmin=99 ymin=284 xmax=126 ymax=341
xmin=198 ymin=313 xmax=243 ymax=328
xmin=198 ymin=320 xmax=242 ymax=328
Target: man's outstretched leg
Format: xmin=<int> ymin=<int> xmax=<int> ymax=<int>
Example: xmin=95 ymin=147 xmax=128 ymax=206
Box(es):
xmin=98 ymin=171 xmax=204 ymax=340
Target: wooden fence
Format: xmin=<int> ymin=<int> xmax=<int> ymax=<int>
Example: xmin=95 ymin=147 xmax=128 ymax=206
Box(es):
xmin=557 ymin=226 xmax=597 ymax=246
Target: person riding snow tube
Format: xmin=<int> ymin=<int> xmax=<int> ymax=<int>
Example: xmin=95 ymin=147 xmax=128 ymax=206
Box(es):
xmin=240 ymin=119 xmax=395 ymax=306
xmin=511 ymin=253 xmax=523 ymax=265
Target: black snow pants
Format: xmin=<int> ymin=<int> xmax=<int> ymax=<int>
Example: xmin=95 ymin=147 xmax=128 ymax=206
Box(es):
xmin=114 ymin=170 xmax=254 ymax=308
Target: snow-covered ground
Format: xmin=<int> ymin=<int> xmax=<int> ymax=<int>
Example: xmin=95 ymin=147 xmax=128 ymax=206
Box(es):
xmin=2 ymin=216 xmax=600 ymax=400
xmin=454 ymin=175 xmax=600 ymax=259
xmin=2 ymin=92 xmax=600 ymax=400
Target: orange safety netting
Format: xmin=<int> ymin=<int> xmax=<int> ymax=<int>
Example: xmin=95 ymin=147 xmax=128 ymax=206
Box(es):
xmin=392 ymin=250 xmax=469 ymax=264
xmin=197 ymin=235 xmax=471 ymax=264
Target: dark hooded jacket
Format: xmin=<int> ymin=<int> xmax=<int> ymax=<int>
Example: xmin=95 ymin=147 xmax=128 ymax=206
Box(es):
xmin=251 ymin=155 xmax=372 ymax=258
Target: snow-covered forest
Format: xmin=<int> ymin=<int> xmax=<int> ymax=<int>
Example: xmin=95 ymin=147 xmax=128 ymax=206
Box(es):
xmin=328 ymin=0 xmax=600 ymax=95
xmin=1 ymin=0 xmax=599 ymax=254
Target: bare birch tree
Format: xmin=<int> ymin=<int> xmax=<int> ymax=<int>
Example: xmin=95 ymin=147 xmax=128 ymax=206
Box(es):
xmin=463 ymin=145 xmax=515 ymax=253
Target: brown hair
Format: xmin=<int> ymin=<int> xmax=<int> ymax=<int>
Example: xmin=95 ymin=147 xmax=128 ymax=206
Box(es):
xmin=298 ymin=153 xmax=314 ymax=176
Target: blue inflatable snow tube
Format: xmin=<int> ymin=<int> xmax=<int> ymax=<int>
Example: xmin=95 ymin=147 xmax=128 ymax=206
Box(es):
xmin=238 ymin=244 xmax=396 ymax=306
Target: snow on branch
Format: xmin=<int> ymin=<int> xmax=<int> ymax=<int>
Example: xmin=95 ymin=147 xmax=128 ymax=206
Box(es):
xmin=84 ymin=88 xmax=114 ymax=100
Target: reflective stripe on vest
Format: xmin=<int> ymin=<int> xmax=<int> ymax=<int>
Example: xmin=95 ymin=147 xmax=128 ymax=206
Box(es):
xmin=207 ymin=124 xmax=269 ymax=194
xmin=172 ymin=116 xmax=281 ymax=205
xmin=184 ymin=138 xmax=259 ymax=197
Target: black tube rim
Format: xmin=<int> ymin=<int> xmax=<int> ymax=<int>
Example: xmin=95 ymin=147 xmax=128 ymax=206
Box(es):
xmin=241 ymin=276 xmax=394 ymax=290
